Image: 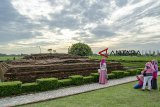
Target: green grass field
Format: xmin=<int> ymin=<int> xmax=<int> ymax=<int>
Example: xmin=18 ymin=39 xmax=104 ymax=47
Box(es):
xmin=19 ymin=77 xmax=160 ymax=107
xmin=89 ymin=56 xmax=160 ymax=68
xmin=0 ymin=56 xmax=22 ymax=61
xmin=89 ymin=55 xmax=160 ymax=62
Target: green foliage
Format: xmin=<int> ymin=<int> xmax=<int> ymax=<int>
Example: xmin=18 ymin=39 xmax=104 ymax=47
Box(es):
xmin=83 ymin=76 xmax=94 ymax=83
xmin=0 ymin=81 xmax=22 ymax=97
xmin=91 ymin=73 xmax=99 ymax=82
xmin=136 ymin=68 xmax=144 ymax=74
xmin=68 ymin=43 xmax=93 ymax=56
xmin=58 ymin=79 xmax=72 ymax=87
xmin=108 ymin=73 xmax=116 ymax=79
xmin=127 ymin=69 xmax=137 ymax=76
xmin=112 ymin=71 xmax=124 ymax=78
xmin=124 ymin=72 xmax=130 ymax=77
xmin=37 ymin=78 xmax=58 ymax=91
xmin=21 ymin=82 xmax=38 ymax=93
xmin=69 ymin=75 xmax=84 ymax=85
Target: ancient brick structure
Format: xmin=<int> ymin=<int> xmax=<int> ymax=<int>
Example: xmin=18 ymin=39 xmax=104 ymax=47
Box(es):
xmin=0 ymin=54 xmax=124 ymax=83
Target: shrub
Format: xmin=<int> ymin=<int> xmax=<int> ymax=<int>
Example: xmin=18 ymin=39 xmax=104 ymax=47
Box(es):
xmin=127 ymin=69 xmax=137 ymax=76
xmin=58 ymin=79 xmax=72 ymax=87
xmin=83 ymin=76 xmax=94 ymax=83
xmin=36 ymin=78 xmax=58 ymax=91
xmin=21 ymin=82 xmax=38 ymax=93
xmin=124 ymin=72 xmax=130 ymax=77
xmin=0 ymin=81 xmax=22 ymax=97
xmin=69 ymin=75 xmax=83 ymax=85
xmin=91 ymin=73 xmax=99 ymax=82
xmin=136 ymin=68 xmax=143 ymax=74
xmin=108 ymin=73 xmax=115 ymax=79
xmin=68 ymin=43 xmax=93 ymax=56
xmin=112 ymin=71 xmax=124 ymax=78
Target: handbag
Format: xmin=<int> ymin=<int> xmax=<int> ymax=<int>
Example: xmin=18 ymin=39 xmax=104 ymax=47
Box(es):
xmin=143 ymin=70 xmax=146 ymax=76
xmin=98 ymin=69 xmax=101 ymax=73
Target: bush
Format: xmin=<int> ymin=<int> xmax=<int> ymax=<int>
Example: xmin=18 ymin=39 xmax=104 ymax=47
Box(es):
xmin=37 ymin=78 xmax=58 ymax=91
xmin=108 ymin=73 xmax=115 ymax=79
xmin=69 ymin=75 xmax=83 ymax=85
xmin=21 ymin=82 xmax=38 ymax=93
xmin=112 ymin=71 xmax=124 ymax=78
xmin=58 ymin=79 xmax=72 ymax=87
xmin=127 ymin=69 xmax=137 ymax=76
xmin=83 ymin=76 xmax=94 ymax=83
xmin=68 ymin=43 xmax=93 ymax=56
xmin=124 ymin=72 xmax=130 ymax=77
xmin=0 ymin=81 xmax=22 ymax=97
xmin=91 ymin=73 xmax=99 ymax=82
xmin=136 ymin=68 xmax=143 ymax=74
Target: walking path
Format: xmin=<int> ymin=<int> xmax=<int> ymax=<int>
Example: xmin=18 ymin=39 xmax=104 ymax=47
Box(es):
xmin=0 ymin=73 xmax=159 ymax=107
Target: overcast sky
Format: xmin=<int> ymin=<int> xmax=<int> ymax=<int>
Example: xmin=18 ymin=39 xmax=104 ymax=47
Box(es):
xmin=0 ymin=0 xmax=160 ymax=54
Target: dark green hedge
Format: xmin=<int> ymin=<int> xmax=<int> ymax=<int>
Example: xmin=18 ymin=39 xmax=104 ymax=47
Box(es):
xmin=83 ymin=76 xmax=94 ymax=83
xmin=37 ymin=78 xmax=58 ymax=91
xmin=69 ymin=75 xmax=83 ymax=85
xmin=21 ymin=82 xmax=38 ymax=93
xmin=58 ymin=79 xmax=72 ymax=87
xmin=0 ymin=68 xmax=144 ymax=97
xmin=0 ymin=81 xmax=22 ymax=97
xmin=127 ymin=69 xmax=137 ymax=76
xmin=112 ymin=71 xmax=124 ymax=78
xmin=108 ymin=73 xmax=115 ymax=79
xmin=124 ymin=72 xmax=130 ymax=77
xmin=91 ymin=73 xmax=99 ymax=82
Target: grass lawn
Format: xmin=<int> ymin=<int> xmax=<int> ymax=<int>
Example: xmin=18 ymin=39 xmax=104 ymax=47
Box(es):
xmin=19 ymin=77 xmax=160 ymax=107
xmin=89 ymin=56 xmax=160 ymax=68
xmin=0 ymin=56 xmax=22 ymax=61
xmin=121 ymin=62 xmax=145 ymax=68
xmin=89 ymin=56 xmax=160 ymax=62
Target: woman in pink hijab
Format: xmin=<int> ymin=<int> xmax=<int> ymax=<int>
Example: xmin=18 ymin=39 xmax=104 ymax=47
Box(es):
xmin=142 ymin=62 xmax=155 ymax=91
xmin=99 ymin=57 xmax=107 ymax=84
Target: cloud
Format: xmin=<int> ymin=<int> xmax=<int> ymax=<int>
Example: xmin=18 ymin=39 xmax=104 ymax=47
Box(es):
xmin=0 ymin=0 xmax=160 ymax=54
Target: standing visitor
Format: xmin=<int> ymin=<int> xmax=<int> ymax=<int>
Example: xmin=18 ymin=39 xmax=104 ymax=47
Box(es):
xmin=99 ymin=57 xmax=107 ymax=84
xmin=142 ymin=62 xmax=155 ymax=91
xmin=151 ymin=60 xmax=158 ymax=89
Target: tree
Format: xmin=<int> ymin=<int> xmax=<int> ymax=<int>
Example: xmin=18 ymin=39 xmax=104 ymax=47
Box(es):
xmin=48 ymin=49 xmax=52 ymax=54
xmin=68 ymin=43 xmax=93 ymax=56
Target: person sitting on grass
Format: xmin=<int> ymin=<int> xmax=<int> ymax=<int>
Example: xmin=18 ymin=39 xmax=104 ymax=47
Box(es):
xmin=134 ymin=75 xmax=144 ymax=89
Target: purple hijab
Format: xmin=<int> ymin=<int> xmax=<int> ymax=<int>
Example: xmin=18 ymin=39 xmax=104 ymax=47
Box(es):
xmin=101 ymin=58 xmax=106 ymax=65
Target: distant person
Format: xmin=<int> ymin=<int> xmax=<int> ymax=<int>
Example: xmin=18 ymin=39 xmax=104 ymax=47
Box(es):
xmin=99 ymin=57 xmax=107 ymax=84
xmin=151 ymin=60 xmax=158 ymax=89
xmin=141 ymin=62 xmax=155 ymax=91
xmin=134 ymin=75 xmax=144 ymax=89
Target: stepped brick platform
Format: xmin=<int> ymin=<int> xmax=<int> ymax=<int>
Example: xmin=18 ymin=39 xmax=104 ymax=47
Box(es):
xmin=0 ymin=54 xmax=124 ymax=83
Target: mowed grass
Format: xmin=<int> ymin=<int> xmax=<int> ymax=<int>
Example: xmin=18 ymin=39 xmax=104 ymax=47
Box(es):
xmin=89 ymin=56 xmax=160 ymax=68
xmin=89 ymin=56 xmax=160 ymax=62
xmin=0 ymin=56 xmax=22 ymax=61
xmin=19 ymin=77 xmax=160 ymax=107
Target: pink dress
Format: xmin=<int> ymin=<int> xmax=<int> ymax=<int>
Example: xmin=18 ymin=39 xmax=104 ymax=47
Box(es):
xmin=99 ymin=59 xmax=107 ymax=84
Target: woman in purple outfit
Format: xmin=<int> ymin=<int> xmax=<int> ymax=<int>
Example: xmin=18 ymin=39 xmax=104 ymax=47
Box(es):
xmin=99 ymin=57 xmax=107 ymax=84
xmin=151 ymin=60 xmax=158 ymax=89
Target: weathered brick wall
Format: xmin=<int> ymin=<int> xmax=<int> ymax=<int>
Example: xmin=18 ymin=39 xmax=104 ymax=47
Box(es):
xmin=2 ymin=54 xmax=124 ymax=83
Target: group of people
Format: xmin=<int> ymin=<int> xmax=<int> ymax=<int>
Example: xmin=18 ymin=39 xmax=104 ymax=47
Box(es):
xmin=98 ymin=57 xmax=159 ymax=91
xmin=134 ymin=60 xmax=158 ymax=91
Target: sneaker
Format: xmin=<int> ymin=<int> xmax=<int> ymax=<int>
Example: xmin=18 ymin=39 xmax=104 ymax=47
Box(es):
xmin=147 ymin=89 xmax=151 ymax=91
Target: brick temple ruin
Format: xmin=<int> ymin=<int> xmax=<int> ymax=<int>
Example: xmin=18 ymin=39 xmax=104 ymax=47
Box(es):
xmin=0 ymin=53 xmax=124 ymax=83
